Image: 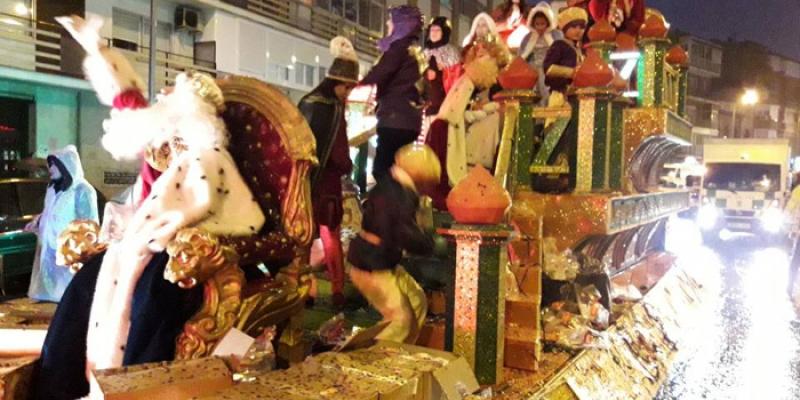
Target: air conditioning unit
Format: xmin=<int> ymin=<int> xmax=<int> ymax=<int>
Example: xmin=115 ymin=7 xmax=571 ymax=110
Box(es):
xmin=175 ymin=6 xmax=201 ymax=32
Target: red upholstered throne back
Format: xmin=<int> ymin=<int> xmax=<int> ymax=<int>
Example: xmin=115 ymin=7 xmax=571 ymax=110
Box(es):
xmin=222 ymin=102 xmax=292 ymax=233
xmin=217 ymin=76 xmax=317 ymax=257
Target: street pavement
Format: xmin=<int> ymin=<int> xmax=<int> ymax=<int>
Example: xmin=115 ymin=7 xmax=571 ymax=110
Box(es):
xmin=656 ymin=232 xmax=800 ymax=399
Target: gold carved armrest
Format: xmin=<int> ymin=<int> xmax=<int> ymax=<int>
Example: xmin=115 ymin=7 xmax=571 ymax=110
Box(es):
xmin=57 ymin=220 xmax=108 ymax=273
xmin=281 ymin=159 xmax=315 ymax=246
xmin=165 ymin=228 xmax=244 ymax=359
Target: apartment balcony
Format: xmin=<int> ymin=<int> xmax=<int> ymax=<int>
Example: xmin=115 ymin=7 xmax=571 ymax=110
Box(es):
xmin=0 ymin=13 xmax=219 ymax=95
xmin=689 ymin=57 xmax=721 ymax=76
xmin=224 ymin=0 xmax=381 ymax=57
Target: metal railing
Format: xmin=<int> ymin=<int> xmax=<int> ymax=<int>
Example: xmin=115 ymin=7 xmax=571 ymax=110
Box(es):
xmin=690 ymin=56 xmax=721 ymax=75
xmin=240 ymin=0 xmax=381 ymax=57
xmin=0 ymin=13 xmax=61 ymax=73
xmin=108 ymin=41 xmax=219 ymax=93
xmin=0 ymin=13 xmax=218 ymax=94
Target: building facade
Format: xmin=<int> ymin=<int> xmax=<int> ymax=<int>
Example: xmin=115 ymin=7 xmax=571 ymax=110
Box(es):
xmin=0 ymin=0 xmax=488 ymax=196
xmin=678 ymin=35 xmax=723 ymax=151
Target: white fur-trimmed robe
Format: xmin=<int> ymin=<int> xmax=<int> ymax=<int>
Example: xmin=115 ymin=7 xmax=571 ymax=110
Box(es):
xmin=436 ymin=75 xmax=475 ymax=186
xmin=85 ymin=147 xmax=265 ymax=373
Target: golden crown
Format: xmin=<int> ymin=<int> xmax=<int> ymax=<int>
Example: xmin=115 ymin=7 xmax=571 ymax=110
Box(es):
xmin=183 ymin=71 xmax=225 ymax=113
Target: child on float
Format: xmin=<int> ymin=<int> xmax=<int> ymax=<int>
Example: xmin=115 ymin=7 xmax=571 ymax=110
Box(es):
xmin=491 ymin=0 xmax=529 ymax=48
xmin=543 ymin=7 xmax=588 ymax=109
xmin=299 ymin=37 xmax=359 ymax=308
xmin=519 ymin=2 xmax=561 ymax=106
xmin=346 ymin=143 xmax=442 ymax=343
xmin=461 ymin=12 xmax=499 ymax=51
xmin=420 ymin=16 xmax=462 ymax=142
xmin=359 ymin=5 xmax=425 ymax=180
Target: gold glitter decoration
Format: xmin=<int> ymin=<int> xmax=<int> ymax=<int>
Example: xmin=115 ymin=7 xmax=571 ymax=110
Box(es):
xmin=640 ymin=42 xmax=657 ymax=107
xmin=622 ymin=107 xmax=691 ymax=191
xmin=662 ymin=62 xmax=680 ymax=112
xmin=495 ymin=100 xmax=520 ymax=188
xmin=453 ymin=239 xmax=480 ymax=369
xmin=511 ymin=191 xmax=610 ymax=252
xmin=511 ymin=190 xmax=688 ymax=252
xmin=576 ymin=96 xmax=596 ymax=193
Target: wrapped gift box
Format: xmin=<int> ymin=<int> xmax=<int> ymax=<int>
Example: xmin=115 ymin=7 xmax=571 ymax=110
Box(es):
xmin=426 ymin=290 xmax=447 ymax=316
xmin=505 ymin=294 xmax=542 ymax=371
xmin=506 ymin=295 xmax=541 ymax=330
xmin=0 ymin=356 xmax=37 ymax=400
xmin=504 ymin=326 xmax=540 ymax=371
xmin=416 ymin=319 xmax=446 ymax=351
xmin=91 ymin=356 xmax=232 ymax=399
xmin=197 ymin=341 xmax=478 ymax=400
xmin=511 ymin=265 xmax=541 ymax=298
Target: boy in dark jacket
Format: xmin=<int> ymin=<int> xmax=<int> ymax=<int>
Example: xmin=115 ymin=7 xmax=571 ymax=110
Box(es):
xmin=347 ymin=143 xmax=441 ymax=343
xmin=543 ymin=6 xmax=588 ymax=98
xmin=360 ymin=5 xmax=425 ymax=180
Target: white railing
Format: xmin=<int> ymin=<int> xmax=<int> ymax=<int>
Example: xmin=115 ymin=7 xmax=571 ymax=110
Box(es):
xmin=0 ymin=13 xmax=61 ymax=73
xmin=112 ymin=45 xmax=219 ymax=93
xmin=0 ymin=14 xmax=218 ymax=94
xmin=241 ymin=0 xmax=381 ymax=57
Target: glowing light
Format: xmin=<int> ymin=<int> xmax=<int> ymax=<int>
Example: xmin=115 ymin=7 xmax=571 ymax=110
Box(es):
xmin=1 ymin=17 xmax=23 ymax=26
xmin=290 ymin=55 xmax=297 ymax=64
xmin=760 ymin=207 xmax=784 ymax=233
xmin=623 ymin=90 xmax=639 ymax=98
xmin=314 ymin=55 xmax=320 ymax=63
xmin=696 ymin=204 xmax=718 ymax=231
xmin=619 ymin=58 xmax=638 ymax=79
xmin=13 ymin=3 xmax=28 ymax=16
xmin=265 ymin=51 xmax=270 ymax=58
xmin=740 ymin=89 xmax=759 ymax=106
xmin=610 ymin=51 xmax=641 ymax=60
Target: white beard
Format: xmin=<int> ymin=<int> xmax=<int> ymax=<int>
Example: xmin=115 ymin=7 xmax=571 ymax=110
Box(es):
xmin=101 ymin=87 xmax=228 ymax=161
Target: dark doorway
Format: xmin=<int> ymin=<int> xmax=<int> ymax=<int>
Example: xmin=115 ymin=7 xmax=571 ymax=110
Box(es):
xmin=0 ymin=97 xmax=35 ymax=177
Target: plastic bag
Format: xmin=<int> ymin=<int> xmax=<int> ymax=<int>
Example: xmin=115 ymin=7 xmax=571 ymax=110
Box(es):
xmin=318 ymin=313 xmax=348 ymax=347
xmin=577 ymin=285 xmax=610 ymax=330
xmin=232 ymin=326 xmax=277 ymax=382
xmin=543 ymin=238 xmax=580 ymax=281
xmin=542 ymin=301 xmax=609 ymax=350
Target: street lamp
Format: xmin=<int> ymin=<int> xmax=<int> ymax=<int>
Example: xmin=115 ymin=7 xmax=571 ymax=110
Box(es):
xmin=731 ymin=88 xmax=759 ymax=138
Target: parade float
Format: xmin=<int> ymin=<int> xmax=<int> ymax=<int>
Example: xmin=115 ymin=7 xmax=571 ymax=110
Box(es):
xmin=0 ymin=8 xmax=719 ymax=400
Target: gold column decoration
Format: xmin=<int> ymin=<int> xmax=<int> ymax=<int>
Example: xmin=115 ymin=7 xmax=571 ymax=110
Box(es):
xmin=576 ymin=95 xmax=597 ymax=193
xmin=640 ymin=43 xmax=657 ymax=107
xmin=453 ymin=239 xmax=480 ymax=369
xmin=494 ymin=100 xmax=520 ymax=188
xmin=439 ymin=226 xmax=511 ymax=385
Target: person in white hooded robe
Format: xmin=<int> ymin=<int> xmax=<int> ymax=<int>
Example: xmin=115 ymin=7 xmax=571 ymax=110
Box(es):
xmin=26 ymin=145 xmax=98 ymax=302
xmin=519 ymin=2 xmax=562 ymax=106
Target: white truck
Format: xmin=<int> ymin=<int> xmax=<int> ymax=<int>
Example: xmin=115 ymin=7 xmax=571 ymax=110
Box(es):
xmin=697 ymin=138 xmax=791 ymax=242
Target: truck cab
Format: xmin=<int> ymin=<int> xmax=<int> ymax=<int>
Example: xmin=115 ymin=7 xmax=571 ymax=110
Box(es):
xmin=698 ymin=138 xmax=791 ymax=242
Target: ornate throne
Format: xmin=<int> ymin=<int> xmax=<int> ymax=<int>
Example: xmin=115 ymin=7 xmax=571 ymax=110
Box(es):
xmin=171 ymin=76 xmax=318 ymax=360
xmin=59 ymin=76 xmax=318 ymax=362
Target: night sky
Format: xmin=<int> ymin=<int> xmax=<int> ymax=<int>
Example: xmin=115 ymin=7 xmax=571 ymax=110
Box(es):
xmin=647 ymin=0 xmax=800 ymax=60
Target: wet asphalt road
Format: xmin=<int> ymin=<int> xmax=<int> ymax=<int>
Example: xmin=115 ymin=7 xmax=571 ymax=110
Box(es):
xmin=656 ymin=234 xmax=800 ymax=400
